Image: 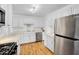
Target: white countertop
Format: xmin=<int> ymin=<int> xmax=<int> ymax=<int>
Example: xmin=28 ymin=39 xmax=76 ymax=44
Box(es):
xmin=0 ymin=31 xmax=38 ymax=45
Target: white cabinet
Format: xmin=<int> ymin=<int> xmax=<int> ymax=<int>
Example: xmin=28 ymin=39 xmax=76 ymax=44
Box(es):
xmin=20 ymin=32 xmax=36 ymax=44
xmin=68 ymin=5 xmax=79 ymax=15
xmin=43 ymin=32 xmax=54 ymax=52
xmin=71 ymin=5 xmax=79 ymax=15
xmin=56 ymin=5 xmax=79 ymax=18
xmin=0 ymin=26 xmax=8 ymax=37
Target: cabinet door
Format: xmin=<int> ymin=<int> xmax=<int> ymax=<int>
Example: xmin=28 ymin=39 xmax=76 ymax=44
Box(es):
xmin=71 ymin=5 xmax=79 ymax=15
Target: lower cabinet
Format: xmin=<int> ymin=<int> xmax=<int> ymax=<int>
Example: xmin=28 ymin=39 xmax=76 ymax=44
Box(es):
xmin=43 ymin=32 xmax=54 ymax=52
xmin=20 ymin=32 xmax=36 ymax=44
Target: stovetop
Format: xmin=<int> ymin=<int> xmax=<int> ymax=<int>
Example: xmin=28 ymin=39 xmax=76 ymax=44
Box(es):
xmin=0 ymin=42 xmax=17 ymax=55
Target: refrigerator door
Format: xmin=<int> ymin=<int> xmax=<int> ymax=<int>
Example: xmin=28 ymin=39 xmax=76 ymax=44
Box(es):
xmin=55 ymin=15 xmax=76 ymax=38
xmin=55 ymin=36 xmax=74 ymax=55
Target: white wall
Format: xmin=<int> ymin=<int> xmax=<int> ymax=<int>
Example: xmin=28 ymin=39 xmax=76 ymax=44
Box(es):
xmin=44 ymin=4 xmax=79 ymax=52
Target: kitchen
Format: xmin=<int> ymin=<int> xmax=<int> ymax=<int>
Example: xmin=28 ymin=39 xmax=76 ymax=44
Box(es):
xmin=0 ymin=4 xmax=79 ymax=55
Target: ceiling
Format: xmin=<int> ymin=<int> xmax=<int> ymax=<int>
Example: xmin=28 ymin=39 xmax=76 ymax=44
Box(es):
xmin=13 ymin=4 xmax=69 ymax=17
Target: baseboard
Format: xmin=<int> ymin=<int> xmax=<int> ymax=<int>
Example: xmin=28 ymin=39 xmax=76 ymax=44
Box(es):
xmin=20 ymin=40 xmax=44 ymax=46
xmin=45 ymin=47 xmax=55 ymax=55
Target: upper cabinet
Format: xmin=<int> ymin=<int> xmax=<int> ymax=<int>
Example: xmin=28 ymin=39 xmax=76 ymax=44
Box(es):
xmin=69 ymin=5 xmax=79 ymax=15
xmin=57 ymin=5 xmax=79 ymax=18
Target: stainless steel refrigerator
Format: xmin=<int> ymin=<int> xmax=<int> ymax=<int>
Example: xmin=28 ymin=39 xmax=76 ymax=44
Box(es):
xmin=54 ymin=15 xmax=79 ymax=55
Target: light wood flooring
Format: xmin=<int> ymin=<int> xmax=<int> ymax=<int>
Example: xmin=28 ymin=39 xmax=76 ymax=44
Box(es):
xmin=20 ymin=41 xmax=54 ymax=55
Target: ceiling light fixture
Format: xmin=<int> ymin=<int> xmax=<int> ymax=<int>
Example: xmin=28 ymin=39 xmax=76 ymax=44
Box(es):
xmin=29 ymin=4 xmax=39 ymax=13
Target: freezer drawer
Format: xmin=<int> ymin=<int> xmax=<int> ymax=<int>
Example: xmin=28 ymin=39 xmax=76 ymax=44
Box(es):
xmin=55 ymin=36 xmax=74 ymax=55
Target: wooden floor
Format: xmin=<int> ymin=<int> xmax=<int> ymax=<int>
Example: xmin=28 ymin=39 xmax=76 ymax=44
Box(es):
xmin=20 ymin=41 xmax=54 ymax=55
